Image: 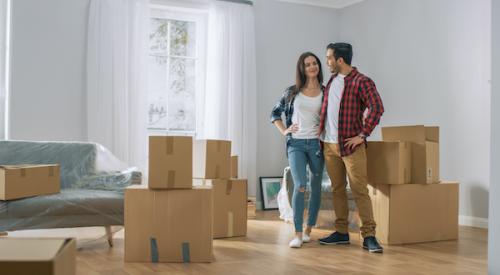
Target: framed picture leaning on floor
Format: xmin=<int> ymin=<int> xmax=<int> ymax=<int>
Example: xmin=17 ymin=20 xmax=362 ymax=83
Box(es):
xmin=259 ymin=177 xmax=282 ymax=210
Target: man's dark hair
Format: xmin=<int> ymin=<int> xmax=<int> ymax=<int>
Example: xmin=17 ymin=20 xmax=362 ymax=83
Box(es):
xmin=327 ymin=42 xmax=353 ymax=65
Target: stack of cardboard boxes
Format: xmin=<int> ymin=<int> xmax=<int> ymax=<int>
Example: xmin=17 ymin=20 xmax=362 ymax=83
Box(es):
xmin=193 ymin=140 xmax=248 ymax=239
xmin=124 ymin=136 xmax=213 ymax=263
xmin=366 ymin=125 xmax=459 ymax=245
xmin=125 ymin=137 xmax=249 ymax=263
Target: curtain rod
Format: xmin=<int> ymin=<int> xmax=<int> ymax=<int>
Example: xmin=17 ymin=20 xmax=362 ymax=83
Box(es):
xmin=216 ymin=0 xmax=253 ymax=6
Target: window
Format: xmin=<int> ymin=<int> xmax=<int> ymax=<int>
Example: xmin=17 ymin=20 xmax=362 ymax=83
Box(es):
xmin=148 ymin=7 xmax=207 ymax=135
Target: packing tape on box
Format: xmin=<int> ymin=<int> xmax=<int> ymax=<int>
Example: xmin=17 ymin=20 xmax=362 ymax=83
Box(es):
xmin=48 ymin=166 xmax=54 ymax=177
xmin=166 ymin=138 xmax=174 ymax=155
xmin=150 ymin=237 xmax=159 ymax=263
xmin=217 ymin=141 xmax=221 ymax=152
xmin=225 ymin=180 xmax=233 ymax=195
xmin=20 ymin=168 xmax=26 ymax=177
xmin=182 ymin=242 xmax=190 ymax=263
xmin=227 ymin=211 xmax=234 ymax=237
xmin=167 ymin=171 xmax=175 ymax=188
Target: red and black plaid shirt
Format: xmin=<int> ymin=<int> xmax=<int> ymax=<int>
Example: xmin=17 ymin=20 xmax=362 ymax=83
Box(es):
xmin=319 ymin=67 xmax=384 ymax=156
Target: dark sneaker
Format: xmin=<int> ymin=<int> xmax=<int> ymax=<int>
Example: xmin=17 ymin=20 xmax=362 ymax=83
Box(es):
xmin=318 ymin=232 xmax=350 ymax=245
xmin=363 ymin=236 xmax=383 ymax=253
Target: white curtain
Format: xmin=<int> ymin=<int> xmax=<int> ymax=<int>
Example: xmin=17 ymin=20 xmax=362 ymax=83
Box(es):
xmin=0 ymin=0 xmax=9 ymax=140
xmin=200 ymin=1 xmax=257 ymax=193
xmin=87 ymin=0 xmax=149 ymax=171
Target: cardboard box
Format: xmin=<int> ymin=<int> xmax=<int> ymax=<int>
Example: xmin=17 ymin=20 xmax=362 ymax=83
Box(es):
xmin=231 ymin=155 xmax=238 ymax=178
xmin=368 ymin=181 xmax=459 ymax=245
xmin=247 ymin=196 xmax=256 ymax=219
xmin=0 ymin=238 xmax=76 ymax=275
xmin=193 ymin=140 xmax=231 ymax=179
xmin=382 ymin=125 xmax=440 ymax=184
xmin=367 ymin=141 xmax=411 ymax=184
xmin=124 ymin=185 xmax=213 ymax=263
xmin=0 ymin=164 xmax=60 ymax=200
xmin=193 ymin=179 xmax=247 ymax=238
xmin=148 ymin=136 xmax=192 ymax=189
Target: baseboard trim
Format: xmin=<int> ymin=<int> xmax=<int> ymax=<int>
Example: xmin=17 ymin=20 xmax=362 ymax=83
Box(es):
xmin=255 ymin=208 xmax=489 ymax=229
xmin=256 ymin=201 xmax=263 ymax=211
xmin=459 ymin=215 xmax=489 ymax=229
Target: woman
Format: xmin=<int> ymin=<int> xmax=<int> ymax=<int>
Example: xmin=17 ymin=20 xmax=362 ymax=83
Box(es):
xmin=270 ymin=52 xmax=325 ymax=248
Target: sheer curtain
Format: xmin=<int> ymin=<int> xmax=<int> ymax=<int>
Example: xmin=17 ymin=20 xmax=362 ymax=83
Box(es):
xmin=0 ymin=0 xmax=10 ymax=140
xmin=86 ymin=0 xmax=149 ymax=171
xmin=199 ymin=1 xmax=257 ymax=193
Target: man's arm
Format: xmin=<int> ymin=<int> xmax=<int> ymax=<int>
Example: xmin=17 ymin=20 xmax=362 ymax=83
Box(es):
xmin=359 ymin=78 xmax=384 ymax=136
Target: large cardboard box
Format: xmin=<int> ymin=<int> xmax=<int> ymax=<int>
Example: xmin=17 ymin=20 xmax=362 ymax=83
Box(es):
xmin=367 ymin=141 xmax=411 ymax=184
xmin=0 ymin=238 xmax=76 ymax=275
xmin=368 ymin=181 xmax=459 ymax=245
xmin=0 ymin=164 xmax=60 ymax=200
xmin=231 ymin=155 xmax=238 ymax=179
xmin=193 ymin=140 xmax=231 ymax=179
xmin=148 ymin=136 xmax=192 ymax=189
xmin=382 ymin=125 xmax=439 ymax=184
xmin=193 ymin=179 xmax=247 ymax=238
xmin=125 ymin=185 xmax=213 ymax=263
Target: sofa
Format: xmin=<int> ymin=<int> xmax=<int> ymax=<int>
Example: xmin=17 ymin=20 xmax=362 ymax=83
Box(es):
xmin=0 ymin=140 xmax=141 ymax=238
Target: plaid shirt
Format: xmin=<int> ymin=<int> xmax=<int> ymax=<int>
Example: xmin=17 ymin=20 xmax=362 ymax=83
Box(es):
xmin=319 ymin=67 xmax=384 ymax=156
xmin=271 ymin=85 xmax=324 ymax=145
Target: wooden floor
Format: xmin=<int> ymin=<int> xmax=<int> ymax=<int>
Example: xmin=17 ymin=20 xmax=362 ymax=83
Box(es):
xmin=7 ymin=211 xmax=488 ymax=275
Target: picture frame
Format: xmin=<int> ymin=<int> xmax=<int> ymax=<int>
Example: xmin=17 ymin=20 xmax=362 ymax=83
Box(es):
xmin=259 ymin=177 xmax=283 ymax=210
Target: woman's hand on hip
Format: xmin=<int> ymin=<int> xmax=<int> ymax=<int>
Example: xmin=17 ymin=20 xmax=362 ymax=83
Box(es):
xmin=284 ymin=124 xmax=299 ymax=136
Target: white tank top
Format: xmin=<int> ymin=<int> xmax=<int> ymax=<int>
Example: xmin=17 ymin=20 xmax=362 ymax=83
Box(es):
xmin=291 ymin=92 xmax=322 ymax=139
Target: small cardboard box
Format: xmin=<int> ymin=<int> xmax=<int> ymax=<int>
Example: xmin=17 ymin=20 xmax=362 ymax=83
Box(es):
xmin=0 ymin=238 xmax=76 ymax=275
xmin=193 ymin=179 xmax=247 ymax=238
xmin=0 ymin=164 xmax=60 ymax=200
xmin=367 ymin=141 xmax=411 ymax=184
xmin=124 ymin=185 xmax=213 ymax=263
xmin=193 ymin=140 xmax=231 ymax=179
xmin=382 ymin=125 xmax=439 ymax=184
xmin=230 ymin=155 xmax=238 ymax=179
xmin=368 ymin=181 xmax=459 ymax=245
xmin=247 ymin=196 xmax=256 ymax=219
xmin=148 ymin=136 xmax=193 ymax=189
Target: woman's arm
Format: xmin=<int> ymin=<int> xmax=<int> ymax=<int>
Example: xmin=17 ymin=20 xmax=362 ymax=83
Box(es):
xmin=270 ymin=88 xmax=298 ymax=136
xmin=273 ymin=120 xmax=298 ymax=136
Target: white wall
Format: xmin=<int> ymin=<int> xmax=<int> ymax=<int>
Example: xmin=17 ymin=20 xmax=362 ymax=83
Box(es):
xmin=9 ymin=0 xmax=89 ymax=141
xmin=338 ymin=0 xmax=491 ymax=223
xmin=489 ymin=0 xmax=499 ymax=272
xmin=254 ymin=0 xmax=337 ymax=202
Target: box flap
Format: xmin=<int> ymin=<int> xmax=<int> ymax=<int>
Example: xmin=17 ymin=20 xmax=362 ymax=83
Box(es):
xmin=425 ymin=127 xmax=439 ymax=142
xmin=0 ymin=238 xmax=67 ymax=261
xmin=381 ymin=125 xmax=426 ymax=143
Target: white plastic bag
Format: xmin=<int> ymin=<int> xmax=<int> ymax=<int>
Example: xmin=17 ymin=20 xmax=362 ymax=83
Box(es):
xmin=278 ymin=174 xmax=294 ymax=223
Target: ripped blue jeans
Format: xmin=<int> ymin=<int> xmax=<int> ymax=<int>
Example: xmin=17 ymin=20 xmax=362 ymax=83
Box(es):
xmin=287 ymin=138 xmax=324 ymax=233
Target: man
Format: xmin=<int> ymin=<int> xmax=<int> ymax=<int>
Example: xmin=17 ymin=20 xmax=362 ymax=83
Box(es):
xmin=318 ymin=42 xmax=384 ymax=253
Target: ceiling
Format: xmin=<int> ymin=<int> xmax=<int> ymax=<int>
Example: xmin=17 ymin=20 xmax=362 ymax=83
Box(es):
xmin=275 ymin=0 xmax=365 ymax=9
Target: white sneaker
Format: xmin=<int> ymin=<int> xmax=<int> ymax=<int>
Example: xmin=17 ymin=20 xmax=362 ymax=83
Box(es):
xmin=289 ymin=237 xmax=303 ymax=248
xmin=302 ymin=234 xmax=311 ymax=243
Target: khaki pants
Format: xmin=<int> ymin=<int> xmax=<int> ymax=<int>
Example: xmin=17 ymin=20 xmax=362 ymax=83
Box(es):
xmin=323 ymin=143 xmax=376 ymax=237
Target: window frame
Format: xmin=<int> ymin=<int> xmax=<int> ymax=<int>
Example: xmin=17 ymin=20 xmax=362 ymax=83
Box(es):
xmin=147 ymin=4 xmax=208 ymax=136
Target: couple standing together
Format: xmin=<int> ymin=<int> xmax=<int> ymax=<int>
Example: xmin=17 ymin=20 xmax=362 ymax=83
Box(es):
xmin=270 ymin=42 xmax=384 ymax=253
